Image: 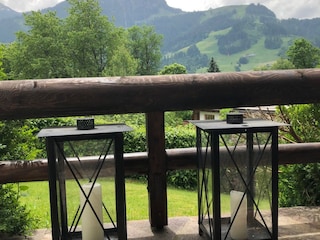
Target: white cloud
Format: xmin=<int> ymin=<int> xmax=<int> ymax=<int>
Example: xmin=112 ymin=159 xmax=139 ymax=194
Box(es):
xmin=264 ymin=0 xmax=320 ymax=19
xmin=0 ymin=0 xmax=64 ymax=12
xmin=165 ymin=0 xmax=209 ymax=11
xmin=0 ymin=0 xmax=319 ymax=19
xmin=166 ymin=0 xmax=320 ymax=19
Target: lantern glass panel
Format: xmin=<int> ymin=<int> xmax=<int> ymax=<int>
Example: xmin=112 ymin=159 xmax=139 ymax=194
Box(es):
xmin=60 ymin=138 xmax=117 ymax=233
xmin=192 ymin=119 xmax=284 ymax=240
xmin=38 ymin=124 xmax=132 ymax=240
xmin=219 ymin=131 xmax=273 ymax=239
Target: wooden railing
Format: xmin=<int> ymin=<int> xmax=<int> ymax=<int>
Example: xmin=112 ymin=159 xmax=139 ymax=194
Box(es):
xmin=0 ymin=69 xmax=320 ymax=228
xmin=0 ymin=69 xmax=320 ymax=120
xmin=1 ymin=143 xmax=320 ymax=184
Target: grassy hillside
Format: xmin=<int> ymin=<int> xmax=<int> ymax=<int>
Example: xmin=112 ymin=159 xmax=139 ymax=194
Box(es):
xmin=161 ymin=4 xmax=312 ymax=72
xmin=196 ymin=30 xmax=295 ymax=72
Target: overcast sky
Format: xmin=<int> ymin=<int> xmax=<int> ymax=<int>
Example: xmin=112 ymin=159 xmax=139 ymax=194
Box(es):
xmin=0 ymin=0 xmax=319 ymax=19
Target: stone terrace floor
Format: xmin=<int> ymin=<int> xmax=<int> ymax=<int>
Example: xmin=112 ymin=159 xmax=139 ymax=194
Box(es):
xmin=8 ymin=206 xmax=320 ymax=240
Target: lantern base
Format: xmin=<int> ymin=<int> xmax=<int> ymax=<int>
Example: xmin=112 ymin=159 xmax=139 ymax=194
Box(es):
xmin=200 ymin=217 xmax=273 ymax=240
xmin=66 ymin=227 xmax=118 ymax=240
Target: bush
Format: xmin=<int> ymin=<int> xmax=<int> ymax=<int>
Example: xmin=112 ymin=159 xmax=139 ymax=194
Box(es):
xmin=165 ymin=125 xmax=197 ymax=189
xmin=277 ymin=104 xmax=320 ymax=207
xmin=124 ymin=126 xmax=147 ymax=153
xmin=167 ymin=170 xmax=197 ymax=190
xmin=124 ymin=122 xmax=197 ymax=190
xmin=279 ymin=163 xmax=320 ymax=207
xmin=0 ymin=120 xmax=40 ymax=236
xmin=0 ymin=184 xmax=36 ymax=237
xmin=239 ymin=56 xmax=249 ymax=64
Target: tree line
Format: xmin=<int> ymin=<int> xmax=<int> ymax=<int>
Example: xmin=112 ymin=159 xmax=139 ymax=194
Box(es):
xmin=1 ymin=0 xmax=162 ymax=80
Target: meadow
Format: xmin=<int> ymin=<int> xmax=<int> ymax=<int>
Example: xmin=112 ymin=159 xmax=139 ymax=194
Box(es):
xmin=17 ymin=179 xmax=198 ymax=229
xmin=17 ymin=178 xmax=269 ymax=229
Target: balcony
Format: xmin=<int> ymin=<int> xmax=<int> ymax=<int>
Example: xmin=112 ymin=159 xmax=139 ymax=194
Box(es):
xmin=25 ymin=207 xmax=320 ymax=239
xmin=1 ymin=69 xmax=320 ymax=239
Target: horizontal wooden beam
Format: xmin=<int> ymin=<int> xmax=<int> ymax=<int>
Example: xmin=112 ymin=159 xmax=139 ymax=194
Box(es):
xmin=0 ymin=69 xmax=320 ymax=120
xmin=1 ymin=143 xmax=319 ymax=184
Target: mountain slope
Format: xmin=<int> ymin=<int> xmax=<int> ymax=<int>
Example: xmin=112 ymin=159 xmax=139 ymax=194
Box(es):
xmin=45 ymin=0 xmax=182 ymax=26
xmin=0 ymin=1 xmax=320 ymax=72
xmin=159 ymin=4 xmax=320 ymax=72
xmin=0 ymin=3 xmax=20 ymax=20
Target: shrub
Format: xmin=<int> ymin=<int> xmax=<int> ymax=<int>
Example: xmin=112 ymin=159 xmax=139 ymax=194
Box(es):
xmin=239 ymin=56 xmax=249 ymax=64
xmin=0 ymin=184 xmax=36 ymax=237
xmin=279 ymin=163 xmax=320 ymax=207
xmin=0 ymin=120 xmax=41 ymax=236
xmin=167 ymin=170 xmax=197 ymax=190
xmin=124 ymin=122 xmax=197 ymax=190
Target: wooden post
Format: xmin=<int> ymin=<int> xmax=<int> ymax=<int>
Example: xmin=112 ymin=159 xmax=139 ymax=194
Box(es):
xmin=146 ymin=112 xmax=168 ymax=228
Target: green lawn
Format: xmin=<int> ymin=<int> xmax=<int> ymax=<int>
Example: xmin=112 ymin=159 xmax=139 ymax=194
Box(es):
xmin=17 ymin=179 xmax=270 ymax=229
xmin=17 ymin=179 xmax=199 ymax=229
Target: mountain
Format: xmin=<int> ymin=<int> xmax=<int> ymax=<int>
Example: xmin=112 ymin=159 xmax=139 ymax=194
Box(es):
xmin=1 ymin=1 xmax=320 ymax=72
xmin=0 ymin=0 xmax=181 ymax=43
xmin=155 ymin=4 xmax=320 ymax=71
xmin=44 ymin=0 xmax=182 ymax=26
xmin=0 ymin=3 xmax=20 ymax=20
xmin=0 ymin=4 xmax=23 ymax=42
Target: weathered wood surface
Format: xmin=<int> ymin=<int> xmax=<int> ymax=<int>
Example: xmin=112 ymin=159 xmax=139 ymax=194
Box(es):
xmin=1 ymin=143 xmax=320 ymax=184
xmin=0 ymin=69 xmax=320 ymax=120
xmin=146 ymin=112 xmax=168 ymax=228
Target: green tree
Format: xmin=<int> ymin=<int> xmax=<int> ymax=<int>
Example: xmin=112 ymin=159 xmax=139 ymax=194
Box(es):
xmin=0 ymin=120 xmax=39 ymax=236
xmin=1 ymin=44 xmax=40 ymax=235
xmin=287 ymin=38 xmax=320 ymax=68
xmin=0 ymin=120 xmax=40 ymax=161
xmin=270 ymin=58 xmax=295 ymax=70
xmin=0 ymin=184 xmax=34 ymax=237
xmin=104 ymin=43 xmax=138 ymax=77
xmin=278 ymin=39 xmax=320 ymax=143
xmin=65 ymin=0 xmax=129 ymax=77
xmin=0 ymin=45 xmax=6 ymax=80
xmin=127 ymin=25 xmax=163 ymax=75
xmin=254 ymin=58 xmax=295 ymax=71
xmin=253 ymin=38 xmax=320 ymax=206
xmin=273 ymin=39 xmax=320 ymax=207
xmin=159 ymin=63 xmax=187 ymax=75
xmin=5 ymin=0 xmax=135 ymax=79
xmin=207 ymin=57 xmax=220 ymax=72
xmin=9 ymin=11 xmax=67 ymax=79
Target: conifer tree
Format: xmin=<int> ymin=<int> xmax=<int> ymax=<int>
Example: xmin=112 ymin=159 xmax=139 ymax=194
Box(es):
xmin=207 ymin=57 xmax=220 ymax=72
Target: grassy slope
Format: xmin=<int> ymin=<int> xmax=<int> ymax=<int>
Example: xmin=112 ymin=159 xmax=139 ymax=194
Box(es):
xmin=166 ymin=5 xmax=301 ymax=73
xmin=196 ymin=30 xmax=294 ymax=72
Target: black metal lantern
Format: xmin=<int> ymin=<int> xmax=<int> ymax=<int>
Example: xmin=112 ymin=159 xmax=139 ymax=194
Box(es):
xmin=190 ymin=117 xmax=285 ymax=240
xmin=38 ymin=123 xmax=132 ymax=240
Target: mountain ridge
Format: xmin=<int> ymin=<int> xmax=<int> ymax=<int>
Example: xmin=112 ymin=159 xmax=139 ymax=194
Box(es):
xmin=1 ymin=0 xmax=320 ymax=72
xmin=0 ymin=2 xmax=20 ymax=20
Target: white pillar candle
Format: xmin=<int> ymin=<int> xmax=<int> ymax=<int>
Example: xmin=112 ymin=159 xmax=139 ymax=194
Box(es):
xmin=80 ymin=182 xmax=104 ymax=240
xmin=230 ymin=190 xmax=247 ymax=240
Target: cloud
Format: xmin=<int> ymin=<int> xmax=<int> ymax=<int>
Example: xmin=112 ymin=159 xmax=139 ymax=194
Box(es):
xmin=0 ymin=0 xmax=64 ymax=12
xmin=265 ymin=0 xmax=320 ymax=19
xmin=1 ymin=0 xmax=319 ymax=19
xmin=165 ymin=0 xmax=209 ymax=11
xmin=167 ymin=0 xmax=320 ymax=19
